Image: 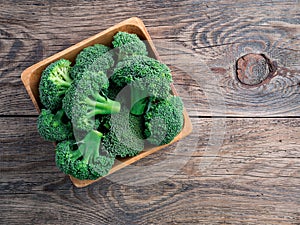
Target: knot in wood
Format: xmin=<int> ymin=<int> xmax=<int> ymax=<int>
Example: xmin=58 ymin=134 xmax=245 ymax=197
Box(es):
xmin=236 ymin=54 xmax=271 ymax=85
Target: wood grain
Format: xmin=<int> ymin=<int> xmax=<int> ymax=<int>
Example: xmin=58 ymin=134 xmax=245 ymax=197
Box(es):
xmin=1 ymin=117 xmax=299 ymax=224
xmin=0 ymin=0 xmax=299 ymax=116
xmin=20 ymin=17 xmax=193 ymax=187
xmin=1 ymin=0 xmax=299 ymax=224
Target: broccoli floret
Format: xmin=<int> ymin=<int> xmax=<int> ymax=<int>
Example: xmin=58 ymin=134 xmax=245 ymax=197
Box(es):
xmin=39 ymin=59 xmax=72 ymax=110
xmin=111 ymin=55 xmax=172 ymax=115
xmin=70 ymin=44 xmax=114 ymax=80
xmin=106 ymin=78 xmax=132 ymax=109
xmin=63 ymin=70 xmax=109 ymax=119
xmin=144 ymin=96 xmax=184 ymax=145
xmin=100 ymin=108 xmax=144 ymax=157
xmin=72 ymin=119 xmax=101 ymax=142
xmin=112 ymin=31 xmax=148 ymax=60
xmin=55 ymin=130 xmax=115 ymax=180
xmin=37 ymin=109 xmax=73 ymax=142
xmin=62 ymin=70 xmax=120 ymax=132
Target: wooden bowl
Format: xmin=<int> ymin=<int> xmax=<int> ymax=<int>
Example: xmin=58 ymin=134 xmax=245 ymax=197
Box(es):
xmin=21 ymin=17 xmax=193 ymax=188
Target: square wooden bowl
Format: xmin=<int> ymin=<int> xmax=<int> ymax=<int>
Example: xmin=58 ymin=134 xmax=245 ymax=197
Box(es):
xmin=21 ymin=17 xmax=193 ymax=188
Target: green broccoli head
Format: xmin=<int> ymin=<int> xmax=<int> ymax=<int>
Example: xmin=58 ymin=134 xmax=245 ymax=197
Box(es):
xmin=55 ymin=130 xmax=115 ymax=180
xmin=39 ymin=59 xmax=72 ymax=110
xmin=100 ymin=108 xmax=144 ymax=157
xmin=62 ymin=70 xmax=120 ymax=132
xmin=72 ymin=118 xmax=101 ymax=142
xmin=112 ymin=31 xmax=148 ymax=60
xmin=37 ymin=109 xmax=73 ymax=142
xmin=62 ymin=70 xmax=109 ymax=120
xmin=111 ymin=55 xmax=173 ymax=115
xmin=70 ymin=44 xmax=114 ymax=80
xmin=106 ymin=78 xmax=132 ymax=110
xmin=144 ymin=96 xmax=184 ymax=145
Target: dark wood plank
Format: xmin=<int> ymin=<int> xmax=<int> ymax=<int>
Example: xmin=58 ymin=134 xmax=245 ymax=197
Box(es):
xmin=0 ymin=0 xmax=299 ymax=116
xmin=1 ymin=117 xmax=299 ymax=224
xmin=1 ymin=1 xmax=299 ymax=224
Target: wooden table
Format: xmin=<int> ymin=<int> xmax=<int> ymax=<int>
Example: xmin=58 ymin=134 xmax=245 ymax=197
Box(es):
xmin=1 ymin=1 xmax=299 ymax=224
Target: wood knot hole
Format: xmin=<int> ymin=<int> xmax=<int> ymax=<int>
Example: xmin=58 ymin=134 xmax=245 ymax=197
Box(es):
xmin=236 ymin=53 xmax=275 ymax=86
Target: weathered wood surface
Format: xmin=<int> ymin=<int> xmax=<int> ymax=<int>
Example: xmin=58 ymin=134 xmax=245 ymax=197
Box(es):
xmin=1 ymin=117 xmax=299 ymax=224
xmin=0 ymin=0 xmax=299 ymax=116
xmin=0 ymin=0 xmax=299 ymax=224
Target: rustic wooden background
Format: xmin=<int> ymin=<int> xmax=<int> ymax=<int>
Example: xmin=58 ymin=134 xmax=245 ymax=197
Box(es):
xmin=1 ymin=0 xmax=299 ymax=224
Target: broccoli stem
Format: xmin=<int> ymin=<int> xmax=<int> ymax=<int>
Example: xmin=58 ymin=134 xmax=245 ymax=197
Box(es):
xmin=130 ymin=86 xmax=150 ymax=115
xmin=70 ymin=147 xmax=84 ymax=161
xmin=57 ymin=90 xmax=67 ymax=96
xmin=54 ymin=109 xmax=64 ymax=121
xmin=84 ymin=96 xmax=121 ymax=117
xmin=92 ymin=92 xmax=107 ymax=103
xmin=52 ymin=109 xmax=64 ymax=127
xmin=79 ymin=130 xmax=103 ymax=164
xmin=51 ymin=76 xmax=72 ymax=88
xmin=57 ymin=66 xmax=73 ymax=83
xmin=50 ymin=66 xmax=72 ymax=88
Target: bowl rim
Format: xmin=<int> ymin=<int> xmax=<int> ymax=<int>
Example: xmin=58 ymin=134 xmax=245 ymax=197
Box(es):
xmin=21 ymin=17 xmax=193 ymax=188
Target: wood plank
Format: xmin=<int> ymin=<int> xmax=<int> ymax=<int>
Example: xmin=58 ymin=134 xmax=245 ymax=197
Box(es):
xmin=0 ymin=1 xmax=299 ymax=224
xmin=1 ymin=117 xmax=299 ymax=224
xmin=0 ymin=0 xmax=299 ymax=116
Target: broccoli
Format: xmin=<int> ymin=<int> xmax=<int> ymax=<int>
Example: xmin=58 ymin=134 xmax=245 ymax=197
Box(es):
xmin=100 ymin=108 xmax=144 ymax=157
xmin=63 ymin=70 xmax=109 ymax=119
xmin=70 ymin=44 xmax=114 ymax=80
xmin=62 ymin=70 xmax=121 ymax=132
xmin=112 ymin=31 xmax=148 ymax=60
xmin=39 ymin=59 xmax=72 ymax=110
xmin=36 ymin=34 xmax=186 ymax=184
xmin=144 ymin=96 xmax=184 ymax=145
xmin=106 ymin=78 xmax=132 ymax=110
xmin=55 ymin=130 xmax=114 ymax=180
xmin=37 ymin=109 xmax=73 ymax=142
xmin=111 ymin=55 xmax=173 ymax=115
